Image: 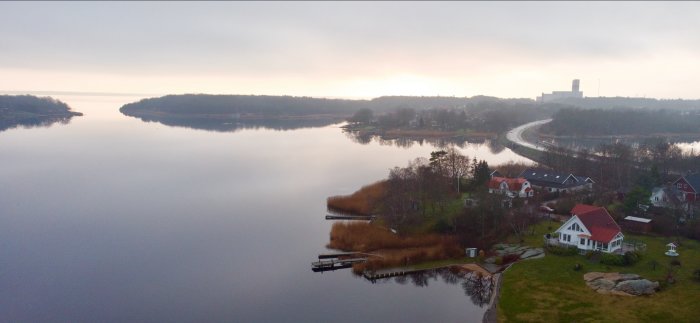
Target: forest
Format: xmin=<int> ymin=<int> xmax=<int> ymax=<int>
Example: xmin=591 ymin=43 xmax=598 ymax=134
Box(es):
xmin=0 ymin=95 xmax=82 ymax=131
xmin=541 ymin=108 xmax=700 ymax=136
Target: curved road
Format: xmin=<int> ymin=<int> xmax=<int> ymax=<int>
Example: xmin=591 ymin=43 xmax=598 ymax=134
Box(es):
xmin=505 ymin=118 xmax=552 ymax=151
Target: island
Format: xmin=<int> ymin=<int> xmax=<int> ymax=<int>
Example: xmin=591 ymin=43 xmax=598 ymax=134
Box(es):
xmin=0 ymin=95 xmax=82 ymax=132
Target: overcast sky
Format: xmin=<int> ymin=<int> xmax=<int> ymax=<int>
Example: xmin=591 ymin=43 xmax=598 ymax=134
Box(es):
xmin=2 ymin=2 xmax=700 ymax=99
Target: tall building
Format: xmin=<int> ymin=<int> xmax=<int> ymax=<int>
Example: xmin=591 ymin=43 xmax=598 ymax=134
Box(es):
xmin=537 ymin=79 xmax=583 ymax=103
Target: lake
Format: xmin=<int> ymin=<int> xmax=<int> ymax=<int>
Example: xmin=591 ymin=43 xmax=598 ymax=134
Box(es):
xmin=0 ymin=94 xmax=531 ymax=322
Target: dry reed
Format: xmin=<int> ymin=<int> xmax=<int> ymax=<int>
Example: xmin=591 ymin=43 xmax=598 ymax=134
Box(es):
xmin=327 ymin=181 xmax=387 ymax=215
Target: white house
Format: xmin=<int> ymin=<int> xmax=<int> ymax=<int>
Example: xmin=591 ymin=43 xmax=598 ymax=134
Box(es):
xmin=487 ymin=177 xmax=533 ymax=198
xmin=554 ymin=204 xmax=623 ymax=253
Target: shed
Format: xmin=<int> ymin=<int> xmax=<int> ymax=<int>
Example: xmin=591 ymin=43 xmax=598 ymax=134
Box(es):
xmin=622 ymin=216 xmax=652 ymax=234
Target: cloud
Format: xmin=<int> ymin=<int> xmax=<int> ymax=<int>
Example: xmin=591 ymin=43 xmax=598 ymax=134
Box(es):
xmin=2 ymin=2 xmax=700 ymax=98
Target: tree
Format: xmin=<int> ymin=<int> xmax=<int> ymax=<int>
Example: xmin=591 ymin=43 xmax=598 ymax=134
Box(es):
xmin=444 ymin=148 xmax=470 ymax=193
xmin=471 ymin=159 xmax=491 ymax=189
xmin=348 ymin=108 xmax=373 ymax=124
xmin=623 ymin=186 xmax=651 ymax=213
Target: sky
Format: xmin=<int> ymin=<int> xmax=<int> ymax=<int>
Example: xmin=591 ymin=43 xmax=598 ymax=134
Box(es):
xmin=2 ymin=1 xmax=700 ymax=99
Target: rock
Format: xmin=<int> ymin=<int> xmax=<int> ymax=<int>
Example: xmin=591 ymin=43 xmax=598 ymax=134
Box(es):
xmin=614 ymin=279 xmax=659 ymax=296
xmin=587 ymin=277 xmax=616 ymax=292
xmin=492 ymin=243 xmax=510 ymax=250
xmin=583 ymin=272 xmax=658 ymax=296
xmin=520 ymin=248 xmax=544 ymax=259
xmin=583 ymin=272 xmax=605 ymax=282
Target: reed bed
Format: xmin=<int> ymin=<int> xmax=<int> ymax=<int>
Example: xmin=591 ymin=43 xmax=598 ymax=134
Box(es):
xmin=326 ymin=181 xmax=387 ymax=215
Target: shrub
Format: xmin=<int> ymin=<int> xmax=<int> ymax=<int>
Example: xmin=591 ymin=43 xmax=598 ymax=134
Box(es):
xmin=622 ymin=251 xmax=641 ymax=265
xmin=600 ymin=253 xmax=625 ymax=266
xmin=502 ymin=253 xmax=520 ymax=264
xmin=545 ymin=245 xmax=578 ymax=256
xmin=495 ymin=256 xmax=504 ymax=266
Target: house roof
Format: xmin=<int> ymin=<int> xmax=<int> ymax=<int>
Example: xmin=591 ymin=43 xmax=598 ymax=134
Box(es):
xmin=574 ymin=205 xmax=621 ymax=243
xmin=519 ymin=168 xmax=591 ymax=188
xmin=571 ymin=204 xmax=600 ymax=215
xmin=488 ymin=177 xmax=528 ymax=191
xmin=623 ymin=216 xmax=652 ymax=223
xmin=682 ymin=173 xmax=700 ymax=193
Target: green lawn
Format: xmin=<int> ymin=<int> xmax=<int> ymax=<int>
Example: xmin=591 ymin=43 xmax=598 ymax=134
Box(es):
xmin=498 ymin=220 xmax=700 ymax=322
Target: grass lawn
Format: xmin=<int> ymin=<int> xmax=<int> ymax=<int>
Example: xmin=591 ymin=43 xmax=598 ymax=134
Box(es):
xmin=498 ymin=220 xmax=700 ymax=322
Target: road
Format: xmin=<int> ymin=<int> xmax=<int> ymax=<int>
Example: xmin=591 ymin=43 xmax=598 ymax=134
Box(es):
xmin=505 ymin=119 xmax=552 ymax=151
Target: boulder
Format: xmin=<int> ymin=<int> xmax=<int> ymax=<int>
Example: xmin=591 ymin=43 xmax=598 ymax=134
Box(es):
xmin=614 ymin=279 xmax=659 ymax=296
xmin=583 ymin=272 xmax=605 ymax=282
xmin=587 ymin=277 xmax=616 ymax=292
xmin=583 ymin=272 xmax=658 ymax=296
xmin=520 ymin=248 xmax=544 ymax=259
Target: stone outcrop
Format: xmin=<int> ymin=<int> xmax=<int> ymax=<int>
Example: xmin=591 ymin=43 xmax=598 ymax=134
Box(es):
xmin=492 ymin=244 xmax=544 ymax=260
xmin=583 ymin=272 xmax=659 ymax=296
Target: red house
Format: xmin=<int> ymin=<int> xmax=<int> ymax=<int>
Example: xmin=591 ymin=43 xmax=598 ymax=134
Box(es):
xmin=673 ymin=174 xmax=700 ymax=202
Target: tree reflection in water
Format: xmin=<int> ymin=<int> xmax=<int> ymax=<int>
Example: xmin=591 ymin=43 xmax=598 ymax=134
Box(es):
xmin=343 ymin=129 xmax=497 ymax=150
xmin=368 ymin=266 xmax=493 ymax=307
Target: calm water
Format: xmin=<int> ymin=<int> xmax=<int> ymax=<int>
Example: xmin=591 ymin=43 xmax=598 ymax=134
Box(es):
xmin=0 ymin=94 xmax=531 ymax=322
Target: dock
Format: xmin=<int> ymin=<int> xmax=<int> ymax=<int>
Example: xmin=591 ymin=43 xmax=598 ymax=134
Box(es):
xmin=325 ymin=214 xmax=376 ymax=221
xmin=311 ymin=257 xmax=367 ymax=271
xmin=362 ymin=268 xmax=424 ymax=280
xmin=318 ymin=252 xmax=362 ymax=259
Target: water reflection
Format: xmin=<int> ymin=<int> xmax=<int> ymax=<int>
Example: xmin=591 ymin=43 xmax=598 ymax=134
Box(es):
xmin=343 ymin=128 xmax=502 ymax=150
xmin=0 ymin=115 xmax=77 ymax=132
xmin=121 ymin=113 xmax=343 ymax=132
xmin=367 ymin=266 xmax=494 ymax=308
xmin=546 ymin=135 xmax=700 ymax=153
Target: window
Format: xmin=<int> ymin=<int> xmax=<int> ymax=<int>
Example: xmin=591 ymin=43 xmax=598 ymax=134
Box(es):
xmin=580 ymin=238 xmax=585 ymax=245
xmin=569 ymin=223 xmax=582 ymax=232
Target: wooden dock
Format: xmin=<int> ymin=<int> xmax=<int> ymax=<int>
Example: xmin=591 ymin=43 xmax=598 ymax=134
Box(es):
xmin=311 ymin=257 xmax=367 ymax=271
xmin=325 ymin=214 xmax=376 ymax=221
xmin=318 ymin=252 xmax=361 ymax=259
xmin=362 ymin=268 xmax=424 ymax=280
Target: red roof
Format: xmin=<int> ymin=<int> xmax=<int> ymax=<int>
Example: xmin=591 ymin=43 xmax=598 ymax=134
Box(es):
xmin=571 ymin=204 xmax=600 ymax=215
xmin=573 ymin=205 xmax=621 ymax=243
xmin=488 ymin=177 xmax=528 ymax=191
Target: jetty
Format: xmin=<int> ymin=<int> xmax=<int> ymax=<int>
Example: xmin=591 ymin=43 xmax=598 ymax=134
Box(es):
xmin=311 ymin=257 xmax=367 ymax=272
xmin=363 ymin=268 xmax=424 ymax=281
xmin=325 ymin=214 xmax=376 ymax=221
xmin=318 ymin=252 xmax=362 ymax=259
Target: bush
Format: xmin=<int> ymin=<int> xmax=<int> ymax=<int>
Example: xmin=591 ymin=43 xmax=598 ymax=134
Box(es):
xmin=546 ymin=245 xmax=578 ymax=256
xmin=502 ymin=253 xmax=520 ymax=264
xmin=600 ymin=253 xmax=625 ymax=266
xmin=495 ymin=256 xmax=503 ymax=266
xmin=622 ymin=251 xmax=641 ymax=265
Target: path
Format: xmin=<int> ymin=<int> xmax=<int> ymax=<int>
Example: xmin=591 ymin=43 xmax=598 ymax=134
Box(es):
xmin=505 ymin=118 xmax=552 ymax=151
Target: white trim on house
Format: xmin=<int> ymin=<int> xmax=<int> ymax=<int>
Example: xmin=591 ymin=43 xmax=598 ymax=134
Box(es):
xmin=554 ymin=215 xmax=624 ymax=253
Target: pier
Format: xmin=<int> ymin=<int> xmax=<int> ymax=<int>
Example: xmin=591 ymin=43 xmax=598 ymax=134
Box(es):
xmin=325 ymin=214 xmax=376 ymax=220
xmin=362 ymin=268 xmax=424 ymax=281
xmin=311 ymin=257 xmax=368 ymax=272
